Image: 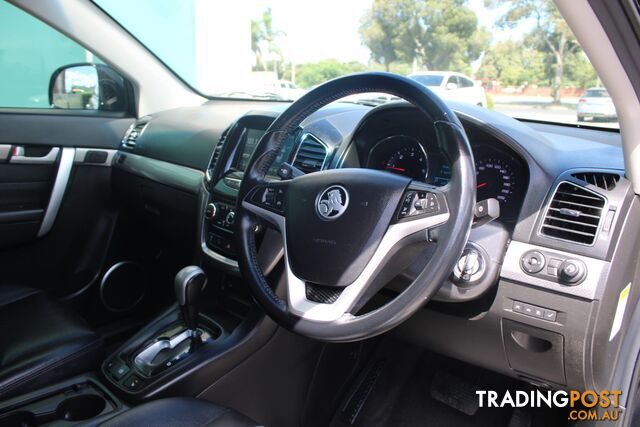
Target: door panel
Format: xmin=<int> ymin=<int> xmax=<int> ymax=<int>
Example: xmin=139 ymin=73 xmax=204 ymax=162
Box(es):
xmin=0 ymin=114 xmax=132 ymax=301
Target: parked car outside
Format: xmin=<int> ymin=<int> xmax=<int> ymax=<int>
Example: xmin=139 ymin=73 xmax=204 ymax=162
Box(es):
xmin=409 ymin=71 xmax=487 ymax=107
xmin=261 ymin=80 xmax=307 ymax=100
xmin=577 ymin=87 xmax=617 ymax=122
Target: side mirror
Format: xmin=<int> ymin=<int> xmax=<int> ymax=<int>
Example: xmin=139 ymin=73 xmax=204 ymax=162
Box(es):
xmin=445 ymin=82 xmax=458 ymax=90
xmin=49 ymin=63 xmax=130 ymax=112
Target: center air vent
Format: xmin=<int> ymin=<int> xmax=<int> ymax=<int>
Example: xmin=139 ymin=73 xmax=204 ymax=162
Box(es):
xmin=121 ymin=116 xmax=151 ymax=148
xmin=541 ymin=182 xmax=606 ymax=245
xmin=571 ymin=172 xmax=620 ymax=191
xmin=293 ymin=134 xmax=327 ymax=173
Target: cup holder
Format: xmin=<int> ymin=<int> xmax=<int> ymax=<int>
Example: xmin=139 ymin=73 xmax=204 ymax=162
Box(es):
xmin=56 ymin=394 xmax=106 ymax=421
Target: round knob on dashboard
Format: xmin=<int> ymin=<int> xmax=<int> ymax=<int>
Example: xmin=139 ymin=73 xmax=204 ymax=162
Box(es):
xmin=226 ymin=211 xmax=236 ymax=225
xmin=520 ymin=250 xmax=545 ymax=274
xmin=558 ymin=259 xmax=586 ymax=285
xmin=205 ymin=203 xmax=218 ymax=220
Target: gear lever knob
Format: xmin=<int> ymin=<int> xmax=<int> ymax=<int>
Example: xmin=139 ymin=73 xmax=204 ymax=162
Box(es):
xmin=174 ymin=266 xmax=207 ymax=331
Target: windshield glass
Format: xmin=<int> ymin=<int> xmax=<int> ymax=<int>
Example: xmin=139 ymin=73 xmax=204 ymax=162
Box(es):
xmin=94 ymin=0 xmax=618 ymax=129
xmin=408 ymin=75 xmax=445 ymax=87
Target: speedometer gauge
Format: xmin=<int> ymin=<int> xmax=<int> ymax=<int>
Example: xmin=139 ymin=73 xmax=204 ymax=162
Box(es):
xmin=475 ymin=158 xmax=515 ymax=206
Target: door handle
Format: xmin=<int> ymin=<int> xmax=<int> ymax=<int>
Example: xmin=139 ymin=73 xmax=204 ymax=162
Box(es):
xmin=10 ymin=146 xmax=60 ymax=164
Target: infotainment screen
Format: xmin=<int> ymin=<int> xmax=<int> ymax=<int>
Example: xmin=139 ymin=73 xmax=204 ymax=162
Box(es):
xmin=235 ymin=128 xmax=296 ymax=177
xmin=236 ymin=128 xmax=264 ymax=172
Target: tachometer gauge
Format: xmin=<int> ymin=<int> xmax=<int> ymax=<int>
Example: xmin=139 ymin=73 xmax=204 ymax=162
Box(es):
xmin=475 ymin=157 xmax=515 ymax=206
xmin=384 ymin=145 xmax=428 ymax=180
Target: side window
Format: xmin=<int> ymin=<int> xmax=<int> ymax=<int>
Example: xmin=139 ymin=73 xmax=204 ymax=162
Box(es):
xmin=447 ymin=76 xmax=458 ymax=86
xmin=0 ymin=2 xmax=104 ymax=109
xmin=460 ymin=77 xmax=474 ymax=88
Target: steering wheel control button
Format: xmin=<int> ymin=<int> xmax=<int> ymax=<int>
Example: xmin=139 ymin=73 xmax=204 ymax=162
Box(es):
xmin=251 ymin=186 xmax=287 ymax=213
xmin=558 ymin=259 xmax=586 ymax=285
xmin=520 ymin=250 xmax=545 ymax=274
xmin=398 ymin=190 xmax=440 ymax=219
xmin=512 ymin=300 xmax=557 ymax=322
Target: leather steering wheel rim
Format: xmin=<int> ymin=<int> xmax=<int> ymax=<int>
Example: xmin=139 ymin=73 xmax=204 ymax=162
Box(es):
xmin=237 ymin=72 xmax=475 ymax=342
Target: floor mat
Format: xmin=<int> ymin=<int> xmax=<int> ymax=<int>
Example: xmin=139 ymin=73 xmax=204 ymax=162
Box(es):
xmin=330 ymin=339 xmax=568 ymax=427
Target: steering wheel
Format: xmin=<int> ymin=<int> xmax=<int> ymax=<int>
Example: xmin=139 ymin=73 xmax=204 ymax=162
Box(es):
xmin=237 ymin=72 xmax=475 ymax=342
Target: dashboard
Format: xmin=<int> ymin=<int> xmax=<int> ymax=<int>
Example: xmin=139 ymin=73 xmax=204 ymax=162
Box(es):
xmin=111 ymin=97 xmax=634 ymax=395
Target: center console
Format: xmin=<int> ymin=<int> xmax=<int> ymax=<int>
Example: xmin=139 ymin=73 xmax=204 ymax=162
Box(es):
xmin=100 ymin=266 xmax=227 ymax=398
xmin=201 ymin=114 xmax=299 ymax=271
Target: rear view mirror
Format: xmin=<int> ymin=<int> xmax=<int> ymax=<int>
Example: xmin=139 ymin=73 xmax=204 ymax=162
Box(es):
xmin=49 ymin=63 xmax=130 ymax=112
xmin=445 ymin=82 xmax=458 ymax=90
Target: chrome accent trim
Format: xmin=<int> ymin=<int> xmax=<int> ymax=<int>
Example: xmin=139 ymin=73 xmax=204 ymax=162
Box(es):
xmin=99 ymin=261 xmax=146 ymax=312
xmin=74 ymin=148 xmax=117 ymax=166
xmin=134 ymin=329 xmax=196 ymax=367
xmin=113 ymin=151 xmax=204 ymax=194
xmin=10 ymin=146 xmax=60 ymax=164
xmin=501 ymin=240 xmax=609 ymax=300
xmin=537 ymin=180 xmax=608 ymax=247
xmin=38 ymin=147 xmax=75 ymax=237
xmin=0 ymin=144 xmax=11 ymax=161
xmin=242 ymin=200 xmax=449 ymax=323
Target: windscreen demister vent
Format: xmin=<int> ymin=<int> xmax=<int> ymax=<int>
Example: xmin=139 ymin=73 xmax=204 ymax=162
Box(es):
xmin=293 ymin=134 xmax=327 ymax=173
xmin=541 ymin=182 xmax=605 ymax=245
xmin=571 ymin=172 xmax=620 ymax=191
xmin=121 ymin=116 xmax=151 ymax=148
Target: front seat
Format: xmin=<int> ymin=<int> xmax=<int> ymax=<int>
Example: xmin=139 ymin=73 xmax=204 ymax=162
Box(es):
xmin=101 ymin=398 xmax=259 ymax=426
xmin=0 ymin=284 xmax=101 ymax=399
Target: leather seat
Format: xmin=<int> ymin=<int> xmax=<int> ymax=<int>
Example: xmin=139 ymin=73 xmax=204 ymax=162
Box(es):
xmin=101 ymin=398 xmax=259 ymax=426
xmin=0 ymin=284 xmax=101 ymax=399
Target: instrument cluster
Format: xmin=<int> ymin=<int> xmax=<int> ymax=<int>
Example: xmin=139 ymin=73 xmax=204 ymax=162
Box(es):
xmin=366 ymin=133 xmax=527 ymax=221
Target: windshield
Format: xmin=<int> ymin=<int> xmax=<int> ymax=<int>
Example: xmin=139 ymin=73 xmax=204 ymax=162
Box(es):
xmin=408 ymin=75 xmax=445 ymax=87
xmin=94 ymin=0 xmax=618 ymax=129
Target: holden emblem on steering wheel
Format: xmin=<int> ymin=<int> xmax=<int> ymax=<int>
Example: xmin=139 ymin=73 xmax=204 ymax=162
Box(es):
xmin=316 ymin=185 xmax=349 ymax=220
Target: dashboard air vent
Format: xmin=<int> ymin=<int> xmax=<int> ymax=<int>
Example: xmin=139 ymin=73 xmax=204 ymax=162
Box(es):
xmin=541 ymin=182 xmax=605 ymax=245
xmin=121 ymin=116 xmax=151 ymax=148
xmin=209 ymin=126 xmax=232 ymax=171
xmin=293 ymin=134 xmax=327 ymax=173
xmin=571 ymin=172 xmax=620 ymax=191
xmin=204 ymin=126 xmax=232 ymax=189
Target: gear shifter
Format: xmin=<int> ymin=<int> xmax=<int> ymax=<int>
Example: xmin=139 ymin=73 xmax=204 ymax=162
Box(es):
xmin=174 ymin=265 xmax=207 ymax=331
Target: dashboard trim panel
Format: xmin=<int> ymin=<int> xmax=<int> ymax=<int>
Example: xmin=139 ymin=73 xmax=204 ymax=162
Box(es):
xmin=113 ymin=151 xmax=204 ymax=195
